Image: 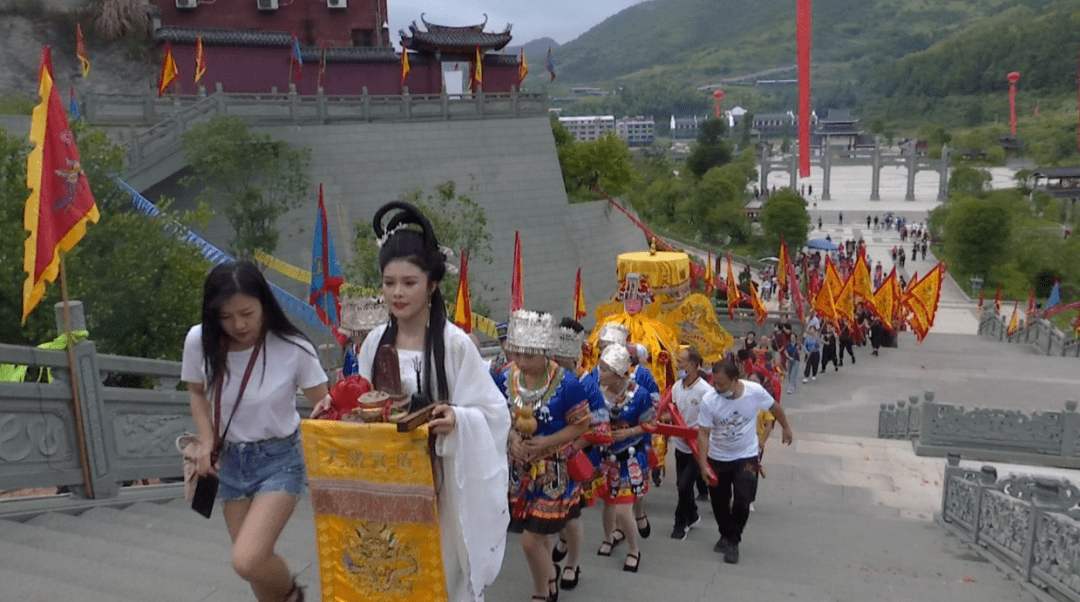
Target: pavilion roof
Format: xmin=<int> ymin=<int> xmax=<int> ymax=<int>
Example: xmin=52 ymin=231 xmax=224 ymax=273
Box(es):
xmin=400 ymin=18 xmax=512 ymax=54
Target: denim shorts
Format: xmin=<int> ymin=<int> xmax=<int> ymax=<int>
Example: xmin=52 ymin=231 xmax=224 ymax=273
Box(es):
xmin=217 ymin=431 xmax=307 ymax=501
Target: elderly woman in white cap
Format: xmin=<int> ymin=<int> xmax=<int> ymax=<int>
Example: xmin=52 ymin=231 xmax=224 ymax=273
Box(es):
xmin=503 ymin=310 xmax=592 ymax=602
xmin=594 ymin=344 xmax=655 ymax=573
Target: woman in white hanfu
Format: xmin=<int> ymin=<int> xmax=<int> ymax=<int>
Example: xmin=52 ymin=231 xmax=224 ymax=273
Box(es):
xmin=316 ymin=201 xmax=510 ymax=602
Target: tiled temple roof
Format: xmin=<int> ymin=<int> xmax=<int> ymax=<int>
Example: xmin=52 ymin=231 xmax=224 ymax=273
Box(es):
xmin=400 ymin=17 xmax=512 ymax=54
xmin=152 ymin=27 xmax=401 ymax=63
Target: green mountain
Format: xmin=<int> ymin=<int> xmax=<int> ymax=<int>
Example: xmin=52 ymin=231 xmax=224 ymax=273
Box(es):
xmin=542 ymin=0 xmax=1060 ymax=90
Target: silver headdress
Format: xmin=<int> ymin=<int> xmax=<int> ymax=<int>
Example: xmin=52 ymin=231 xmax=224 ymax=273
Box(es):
xmin=505 ymin=310 xmax=555 ymax=355
xmin=339 ymin=294 xmax=390 ymax=335
xmin=597 ymin=322 xmax=630 ymax=346
xmin=551 ymin=325 xmax=584 ymax=361
xmin=599 ymin=344 xmax=631 ymax=376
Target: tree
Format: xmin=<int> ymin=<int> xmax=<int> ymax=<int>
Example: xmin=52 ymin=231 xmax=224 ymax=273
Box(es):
xmin=760 ymin=189 xmax=810 ymax=252
xmin=0 ymin=124 xmax=208 ymax=359
xmin=181 ymin=115 xmax=311 ymax=258
xmin=346 ymin=181 xmax=494 ymax=315
xmin=685 ymin=119 xmax=733 ymax=178
xmin=942 ymin=195 xmax=1012 ymax=279
xmin=554 ymin=129 xmax=640 ymax=202
xmin=949 ymin=166 xmax=992 ymax=196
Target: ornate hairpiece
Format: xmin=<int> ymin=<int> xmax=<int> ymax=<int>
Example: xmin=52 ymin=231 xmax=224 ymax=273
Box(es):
xmin=339 ymin=294 xmax=389 ymax=335
xmin=600 ymin=344 xmax=631 ymax=376
xmin=505 ymin=310 xmax=555 ymax=355
xmin=598 ymin=322 xmax=630 ymax=346
xmin=551 ymin=325 xmax=584 ymax=361
xmin=375 ymin=223 xmax=407 ymax=249
xmin=439 ymin=245 xmax=458 ymax=275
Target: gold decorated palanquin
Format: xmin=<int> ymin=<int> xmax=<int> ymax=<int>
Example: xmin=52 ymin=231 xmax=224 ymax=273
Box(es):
xmin=300 ymin=420 xmax=447 ymax=602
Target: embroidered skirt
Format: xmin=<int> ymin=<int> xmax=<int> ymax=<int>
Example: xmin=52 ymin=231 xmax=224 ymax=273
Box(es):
xmin=509 ymin=449 xmax=582 ymax=534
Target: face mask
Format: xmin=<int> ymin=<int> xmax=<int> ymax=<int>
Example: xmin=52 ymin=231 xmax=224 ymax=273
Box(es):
xmin=677 ymin=369 xmax=688 ymax=379
xmin=722 ymin=389 xmax=737 ymax=399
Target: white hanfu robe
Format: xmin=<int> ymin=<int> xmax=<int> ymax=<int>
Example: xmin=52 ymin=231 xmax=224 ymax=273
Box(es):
xmin=357 ymin=321 xmax=510 ymax=602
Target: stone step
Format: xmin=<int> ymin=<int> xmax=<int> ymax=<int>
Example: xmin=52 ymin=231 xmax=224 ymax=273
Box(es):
xmin=0 ymin=516 xmax=246 ymax=595
xmin=0 ymin=566 xmax=137 ymax=602
xmin=27 ymin=510 xmax=229 ymax=563
xmin=0 ymin=536 xmax=214 ymax=602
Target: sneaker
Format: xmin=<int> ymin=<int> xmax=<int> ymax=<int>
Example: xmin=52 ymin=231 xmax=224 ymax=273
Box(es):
xmin=696 ymin=491 xmax=710 ymax=502
xmin=812 ymin=376 xmax=816 ymax=381
xmin=688 ymin=515 xmax=702 ymax=529
xmin=802 ymin=378 xmax=808 ymax=383
xmin=786 ymin=388 xmax=794 ymax=394
xmin=670 ymin=526 xmax=687 ymax=540
xmin=713 ymin=538 xmax=729 ymax=554
xmin=723 ymin=543 xmax=740 ymax=564
xmin=749 ymin=502 xmax=756 ymax=512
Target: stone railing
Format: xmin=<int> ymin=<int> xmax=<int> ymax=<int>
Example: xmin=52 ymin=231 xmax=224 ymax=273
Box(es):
xmin=0 ymin=304 xmax=316 ymax=501
xmin=939 ymin=457 xmax=1080 ymax=601
xmin=85 ymin=84 xmax=549 ymax=127
xmin=880 ymin=392 xmax=1080 ymax=469
xmin=978 ymin=311 xmax=1080 ymax=358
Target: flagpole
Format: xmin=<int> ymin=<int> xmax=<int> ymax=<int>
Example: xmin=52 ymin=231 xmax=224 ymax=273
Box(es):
xmin=58 ymin=253 xmax=95 ymax=499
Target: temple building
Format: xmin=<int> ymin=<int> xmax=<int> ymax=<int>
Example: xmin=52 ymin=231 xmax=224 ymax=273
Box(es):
xmin=148 ymin=1 xmax=523 ymax=95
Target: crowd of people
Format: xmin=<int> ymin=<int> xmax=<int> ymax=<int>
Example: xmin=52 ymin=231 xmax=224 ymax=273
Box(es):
xmin=181 ymin=201 xmax=837 ymax=602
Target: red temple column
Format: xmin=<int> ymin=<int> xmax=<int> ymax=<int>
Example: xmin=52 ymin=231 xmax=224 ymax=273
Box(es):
xmin=1007 ymin=71 xmax=1020 ymax=136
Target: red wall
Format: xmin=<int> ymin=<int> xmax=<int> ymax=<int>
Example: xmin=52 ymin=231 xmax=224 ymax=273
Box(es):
xmin=164 ymin=45 xmax=519 ymax=95
xmin=153 ymin=0 xmax=390 ymax=47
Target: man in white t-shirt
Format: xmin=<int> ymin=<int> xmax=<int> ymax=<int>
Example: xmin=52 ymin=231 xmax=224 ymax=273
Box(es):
xmin=697 ymin=360 xmax=793 ymax=564
xmin=670 ymin=346 xmax=714 ymax=540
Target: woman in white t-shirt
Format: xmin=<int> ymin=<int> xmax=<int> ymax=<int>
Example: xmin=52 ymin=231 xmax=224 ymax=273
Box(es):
xmin=309 ymin=201 xmax=510 ymax=602
xmin=182 ymin=260 xmax=330 ymax=602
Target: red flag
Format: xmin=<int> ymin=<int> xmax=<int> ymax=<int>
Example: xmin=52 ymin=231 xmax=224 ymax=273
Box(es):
xmin=1027 ymin=287 xmax=1036 ymax=318
xmin=977 ymin=289 xmax=984 ymax=315
xmin=994 ymin=284 xmax=1002 ymax=314
xmin=705 ymin=251 xmax=715 ymax=295
xmin=725 ymin=251 xmax=741 ymax=319
xmin=787 ymin=260 xmax=805 ymax=323
xmin=76 ymin=24 xmax=90 ymax=78
xmin=317 ymin=43 xmax=328 ymax=89
xmin=194 ymin=35 xmax=207 ymax=84
xmin=749 ymin=282 xmax=768 ymax=325
xmin=777 ymin=236 xmax=791 ymax=290
xmin=511 ymin=231 xmax=524 ymax=311
xmin=796 ymin=0 xmax=812 ymax=177
xmin=23 ymin=47 xmax=99 ymax=323
xmin=158 ymin=42 xmax=178 ymax=97
xmin=453 ymin=249 xmax=472 ymax=333
xmin=573 ymin=266 xmax=586 ymax=321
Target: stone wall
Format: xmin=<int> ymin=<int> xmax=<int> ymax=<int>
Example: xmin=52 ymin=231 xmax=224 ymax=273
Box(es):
xmin=154 ymin=116 xmax=647 ymax=325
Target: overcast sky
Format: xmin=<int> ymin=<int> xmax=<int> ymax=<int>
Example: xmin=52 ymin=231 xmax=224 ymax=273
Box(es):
xmin=387 ymin=0 xmax=645 ymax=48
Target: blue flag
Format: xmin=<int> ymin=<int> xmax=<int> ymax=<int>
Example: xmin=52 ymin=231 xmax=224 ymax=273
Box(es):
xmin=1047 ymin=280 xmax=1061 ymax=308
xmin=545 ymin=47 xmax=555 ymax=82
xmin=292 ymin=38 xmax=304 ymax=65
xmin=68 ymin=87 xmax=80 ymax=119
xmin=309 ymin=184 xmax=343 ymax=327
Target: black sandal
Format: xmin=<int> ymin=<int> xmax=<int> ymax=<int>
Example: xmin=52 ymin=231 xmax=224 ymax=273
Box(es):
xmin=611 ymin=528 xmax=626 ymax=548
xmin=548 ymin=563 xmax=559 ymax=602
xmin=623 ymin=551 xmax=641 ymax=573
xmin=597 ymin=539 xmax=614 ymax=556
xmin=636 ymin=514 xmax=651 ymax=538
xmin=560 ymin=565 xmax=580 ymax=590
xmin=283 ymin=579 xmax=305 ymax=602
xmin=551 ymin=536 xmax=568 ymax=562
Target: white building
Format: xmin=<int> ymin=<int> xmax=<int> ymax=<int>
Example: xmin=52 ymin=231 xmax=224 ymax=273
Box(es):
xmin=559 ymin=115 xmax=616 ymax=142
xmin=616 ymin=117 xmax=655 ymax=147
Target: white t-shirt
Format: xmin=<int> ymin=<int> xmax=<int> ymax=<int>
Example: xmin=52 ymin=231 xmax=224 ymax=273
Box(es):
xmin=181 ymin=324 xmax=327 ymax=442
xmin=671 ymin=375 xmax=712 ymax=455
xmin=697 ymin=380 xmax=775 ymax=462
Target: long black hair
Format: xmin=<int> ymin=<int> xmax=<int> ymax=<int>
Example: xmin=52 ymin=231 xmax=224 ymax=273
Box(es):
xmin=200 ymin=260 xmax=311 ymax=387
xmin=371 ymin=201 xmax=450 ymax=402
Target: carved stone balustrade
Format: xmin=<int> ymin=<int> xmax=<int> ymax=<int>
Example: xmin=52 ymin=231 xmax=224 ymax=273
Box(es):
xmin=940 ymin=456 xmax=1080 ymax=600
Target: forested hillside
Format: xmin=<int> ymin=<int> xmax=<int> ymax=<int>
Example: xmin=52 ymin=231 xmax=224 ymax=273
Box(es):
xmin=871 ymin=3 xmax=1080 ymax=97
xmin=536 ymin=0 xmax=1050 ymax=86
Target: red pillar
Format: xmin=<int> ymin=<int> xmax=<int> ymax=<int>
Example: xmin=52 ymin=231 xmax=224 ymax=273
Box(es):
xmin=1007 ymin=71 xmax=1020 ymax=137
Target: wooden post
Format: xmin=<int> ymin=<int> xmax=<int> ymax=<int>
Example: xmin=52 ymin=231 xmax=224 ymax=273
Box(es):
xmin=58 ymin=254 xmax=94 ymax=499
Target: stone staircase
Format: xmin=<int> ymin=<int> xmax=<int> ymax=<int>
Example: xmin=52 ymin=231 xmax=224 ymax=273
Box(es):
xmin=1 ymin=330 xmax=1065 ymax=602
